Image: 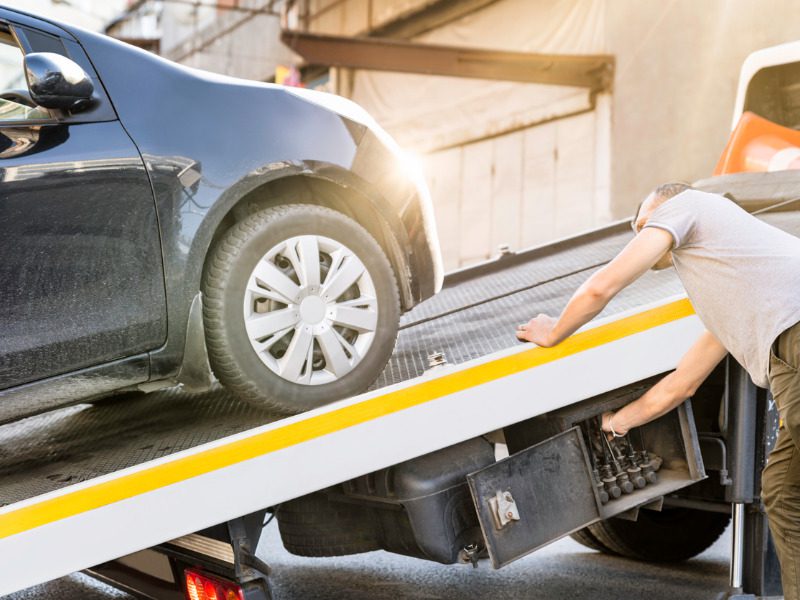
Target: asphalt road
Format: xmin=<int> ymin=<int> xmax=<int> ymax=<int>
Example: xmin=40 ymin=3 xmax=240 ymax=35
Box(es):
xmin=8 ymin=523 xmax=735 ymax=600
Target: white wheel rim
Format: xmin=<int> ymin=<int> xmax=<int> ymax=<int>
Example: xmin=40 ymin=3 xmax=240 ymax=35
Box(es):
xmin=242 ymin=235 xmax=378 ymax=386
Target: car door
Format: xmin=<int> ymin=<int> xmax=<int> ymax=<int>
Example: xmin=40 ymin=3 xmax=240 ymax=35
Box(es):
xmin=0 ymin=19 xmax=167 ymax=390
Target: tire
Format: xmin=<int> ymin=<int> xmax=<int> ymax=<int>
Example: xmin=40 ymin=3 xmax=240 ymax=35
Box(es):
xmin=587 ymin=508 xmax=730 ymax=562
xmin=203 ymin=205 xmax=400 ymax=413
xmin=277 ymin=492 xmax=381 ymax=557
xmin=569 ymin=527 xmax=617 ymax=554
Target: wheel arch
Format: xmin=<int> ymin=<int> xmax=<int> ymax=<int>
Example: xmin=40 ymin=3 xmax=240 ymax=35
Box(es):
xmin=202 ymin=170 xmax=415 ymax=311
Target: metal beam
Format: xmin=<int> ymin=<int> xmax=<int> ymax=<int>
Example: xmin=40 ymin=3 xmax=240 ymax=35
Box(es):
xmin=280 ymin=30 xmax=614 ymax=91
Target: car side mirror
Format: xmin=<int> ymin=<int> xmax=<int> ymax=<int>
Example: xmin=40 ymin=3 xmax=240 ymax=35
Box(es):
xmin=24 ymin=52 xmax=94 ymax=111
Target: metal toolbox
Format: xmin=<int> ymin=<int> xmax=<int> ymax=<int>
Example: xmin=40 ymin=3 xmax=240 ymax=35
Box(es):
xmin=468 ymin=398 xmax=706 ymax=568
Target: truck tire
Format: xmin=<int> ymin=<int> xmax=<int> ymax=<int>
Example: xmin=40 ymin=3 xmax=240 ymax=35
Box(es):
xmin=569 ymin=528 xmax=617 ymax=554
xmin=587 ymin=508 xmax=730 ymax=562
xmin=277 ymin=493 xmax=381 ymax=557
xmin=203 ymin=205 xmax=400 ymax=413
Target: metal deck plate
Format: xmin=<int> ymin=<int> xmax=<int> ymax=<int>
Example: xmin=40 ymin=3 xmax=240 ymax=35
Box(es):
xmin=375 ymin=223 xmax=684 ymax=389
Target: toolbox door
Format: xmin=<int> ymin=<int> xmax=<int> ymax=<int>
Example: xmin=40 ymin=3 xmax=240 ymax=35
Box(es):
xmin=468 ymin=428 xmax=601 ymax=568
xmin=469 ymin=401 xmax=706 ymax=569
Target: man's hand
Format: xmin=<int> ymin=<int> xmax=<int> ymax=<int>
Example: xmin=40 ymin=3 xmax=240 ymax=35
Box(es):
xmin=515 ymin=228 xmax=674 ymax=348
xmin=599 ymin=330 xmax=728 ymax=435
xmin=516 ymin=314 xmax=557 ymax=346
xmin=601 ymin=411 xmax=626 ymax=437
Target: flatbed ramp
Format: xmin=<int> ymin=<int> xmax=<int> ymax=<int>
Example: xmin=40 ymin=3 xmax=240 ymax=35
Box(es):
xmin=3 ymin=211 xmax=795 ymax=595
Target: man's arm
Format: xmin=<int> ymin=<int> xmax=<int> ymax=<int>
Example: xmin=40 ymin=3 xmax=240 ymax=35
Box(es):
xmin=517 ymin=227 xmax=674 ymax=346
xmin=602 ymin=330 xmax=728 ymax=436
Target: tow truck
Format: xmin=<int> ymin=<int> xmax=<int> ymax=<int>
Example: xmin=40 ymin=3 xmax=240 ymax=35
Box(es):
xmin=4 ymin=37 xmax=800 ymax=600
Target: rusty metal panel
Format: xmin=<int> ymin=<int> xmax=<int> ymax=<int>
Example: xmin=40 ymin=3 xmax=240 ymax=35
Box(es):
xmin=281 ymin=29 xmax=614 ymax=90
xmin=467 ymin=427 xmax=601 ymax=568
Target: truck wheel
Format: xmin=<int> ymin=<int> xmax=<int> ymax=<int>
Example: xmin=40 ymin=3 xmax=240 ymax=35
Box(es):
xmin=277 ymin=492 xmax=381 ymax=557
xmin=569 ymin=528 xmax=617 ymax=554
xmin=203 ymin=205 xmax=400 ymax=413
xmin=587 ymin=508 xmax=730 ymax=562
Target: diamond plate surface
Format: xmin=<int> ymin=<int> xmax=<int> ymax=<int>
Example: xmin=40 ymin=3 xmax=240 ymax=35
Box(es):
xmin=401 ymin=225 xmax=633 ymax=328
xmin=374 ymin=267 xmax=684 ymax=389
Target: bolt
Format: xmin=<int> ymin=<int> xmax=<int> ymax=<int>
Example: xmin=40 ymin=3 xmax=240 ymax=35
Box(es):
xmin=427 ymin=352 xmax=446 ymax=368
xmin=506 ymin=511 xmax=514 ymax=519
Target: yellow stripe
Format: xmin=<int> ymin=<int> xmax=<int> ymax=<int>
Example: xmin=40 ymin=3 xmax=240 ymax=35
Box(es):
xmin=0 ymin=298 xmax=694 ymax=539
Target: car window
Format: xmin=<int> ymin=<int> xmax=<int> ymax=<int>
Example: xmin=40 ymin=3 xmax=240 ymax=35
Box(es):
xmin=0 ymin=26 xmax=50 ymax=122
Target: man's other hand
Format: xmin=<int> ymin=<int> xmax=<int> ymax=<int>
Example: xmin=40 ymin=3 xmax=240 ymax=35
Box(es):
xmin=595 ymin=330 xmax=728 ymax=437
xmin=514 ymin=228 xmax=674 ymax=350
xmin=516 ymin=314 xmax=557 ymax=346
xmin=600 ymin=411 xmax=624 ymax=437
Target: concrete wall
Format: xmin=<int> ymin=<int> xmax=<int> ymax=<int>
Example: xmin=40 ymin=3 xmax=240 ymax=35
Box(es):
xmin=160 ymin=1 xmax=297 ymax=82
xmin=428 ymin=97 xmax=611 ymax=270
xmin=338 ymin=0 xmax=611 ymax=268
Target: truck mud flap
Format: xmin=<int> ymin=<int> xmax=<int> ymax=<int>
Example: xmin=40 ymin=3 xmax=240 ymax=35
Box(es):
xmin=467 ymin=402 xmax=706 ymax=568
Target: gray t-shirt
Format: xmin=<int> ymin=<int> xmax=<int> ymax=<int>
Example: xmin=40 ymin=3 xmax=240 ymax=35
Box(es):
xmin=644 ymin=189 xmax=800 ymax=388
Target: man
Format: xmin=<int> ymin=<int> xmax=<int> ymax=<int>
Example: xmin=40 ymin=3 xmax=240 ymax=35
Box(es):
xmin=516 ymin=182 xmax=800 ymax=599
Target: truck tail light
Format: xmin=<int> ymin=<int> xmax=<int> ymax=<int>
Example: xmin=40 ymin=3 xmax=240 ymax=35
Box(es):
xmin=184 ymin=568 xmax=244 ymax=600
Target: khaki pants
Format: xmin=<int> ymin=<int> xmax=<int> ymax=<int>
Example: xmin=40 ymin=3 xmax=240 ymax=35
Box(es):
xmin=763 ymin=320 xmax=800 ymax=600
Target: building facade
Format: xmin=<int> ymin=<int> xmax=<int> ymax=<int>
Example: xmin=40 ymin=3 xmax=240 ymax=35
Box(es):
xmin=4 ymin=0 xmax=127 ymax=31
xmin=107 ymin=1 xmax=297 ymax=83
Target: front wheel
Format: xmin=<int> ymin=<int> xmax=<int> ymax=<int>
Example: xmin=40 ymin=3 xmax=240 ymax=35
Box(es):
xmin=203 ymin=205 xmax=400 ymax=413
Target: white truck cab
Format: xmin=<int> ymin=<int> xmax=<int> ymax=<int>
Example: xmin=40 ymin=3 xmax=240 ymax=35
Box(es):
xmin=732 ymin=40 xmax=800 ymax=129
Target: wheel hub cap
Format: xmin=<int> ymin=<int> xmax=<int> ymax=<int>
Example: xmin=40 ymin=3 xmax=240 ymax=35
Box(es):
xmin=242 ymin=234 xmax=378 ymax=386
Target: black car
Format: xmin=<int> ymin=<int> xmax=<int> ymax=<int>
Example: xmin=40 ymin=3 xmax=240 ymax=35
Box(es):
xmin=0 ymin=7 xmax=443 ymax=422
